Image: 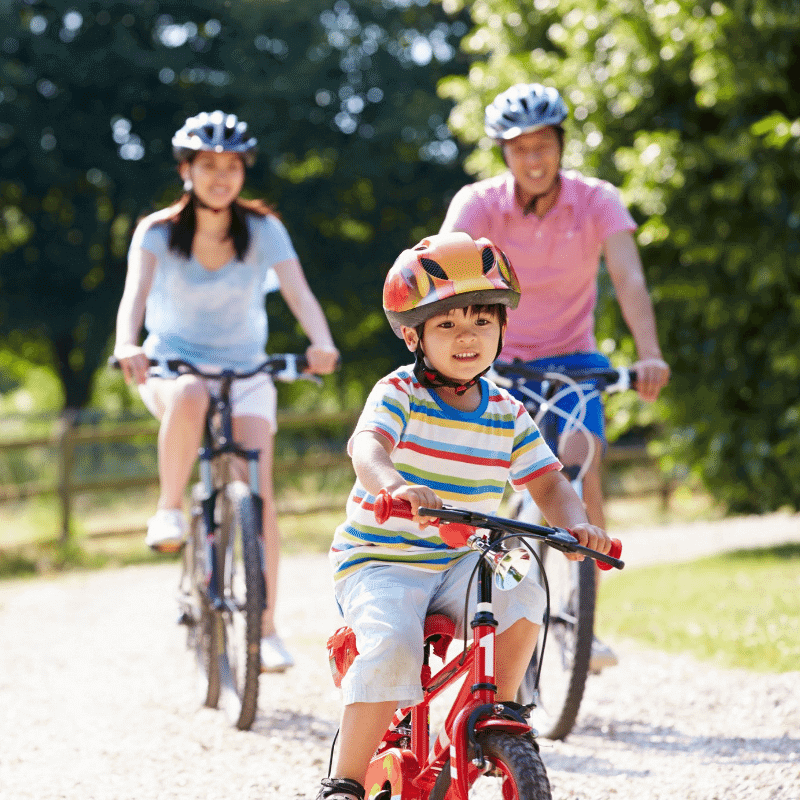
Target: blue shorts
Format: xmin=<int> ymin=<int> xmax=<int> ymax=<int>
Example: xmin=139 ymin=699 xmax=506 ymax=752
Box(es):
xmin=501 ymin=352 xmax=611 ymax=448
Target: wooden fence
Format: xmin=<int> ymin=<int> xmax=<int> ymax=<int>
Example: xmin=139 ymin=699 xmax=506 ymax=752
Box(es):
xmin=0 ymin=410 xmax=667 ymax=544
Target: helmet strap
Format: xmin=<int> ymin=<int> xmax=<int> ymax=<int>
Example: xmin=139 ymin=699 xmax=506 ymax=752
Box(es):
xmin=520 ymin=172 xmax=561 ymax=217
xmin=499 ymin=133 xmax=563 ymax=217
xmin=413 ymin=348 xmax=488 ymax=396
xmin=411 ymin=319 xmax=506 ymax=396
xmin=189 ymin=190 xmax=229 ymax=215
xmin=180 ymin=165 xmax=229 ymax=215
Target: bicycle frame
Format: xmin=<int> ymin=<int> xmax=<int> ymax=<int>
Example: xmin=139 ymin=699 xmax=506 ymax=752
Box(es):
xmin=487 ymin=362 xmax=634 ymax=741
xmin=352 ymin=494 xmax=623 ymax=800
xmin=366 ymin=551 xmax=530 ymax=800
xmin=490 ymin=365 xmax=633 ymax=485
xmin=173 ymin=354 xmax=311 ymax=612
xmin=194 ymin=369 xmax=263 ymax=613
xmin=113 ymin=352 xmax=319 ymax=729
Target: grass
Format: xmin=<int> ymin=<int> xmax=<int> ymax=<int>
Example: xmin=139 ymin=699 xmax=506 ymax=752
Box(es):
xmin=0 ymin=488 xmax=342 ymax=580
xmin=596 ymin=543 xmax=800 ymax=673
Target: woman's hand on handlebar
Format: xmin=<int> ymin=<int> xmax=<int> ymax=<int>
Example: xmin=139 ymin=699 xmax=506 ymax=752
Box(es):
xmin=305 ymin=343 xmax=340 ymax=375
xmin=113 ymin=344 xmax=150 ymax=386
xmin=391 ymin=484 xmax=443 ymax=529
xmin=632 ymin=357 xmax=669 ymax=402
xmin=565 ymin=522 xmax=610 ymax=562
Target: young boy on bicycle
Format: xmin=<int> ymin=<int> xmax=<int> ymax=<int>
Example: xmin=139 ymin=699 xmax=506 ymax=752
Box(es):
xmin=317 ymin=232 xmax=611 ymax=800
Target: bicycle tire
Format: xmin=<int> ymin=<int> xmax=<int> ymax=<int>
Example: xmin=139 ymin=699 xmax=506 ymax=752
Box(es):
xmin=181 ymin=486 xmax=221 ymax=709
xmin=214 ymin=481 xmax=266 ymax=730
xmin=518 ymin=548 xmax=595 ymax=740
xmin=429 ymin=732 xmax=551 ymax=800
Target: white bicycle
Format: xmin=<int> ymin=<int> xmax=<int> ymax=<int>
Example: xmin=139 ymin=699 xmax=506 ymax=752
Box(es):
xmin=490 ymin=362 xmax=634 ymax=740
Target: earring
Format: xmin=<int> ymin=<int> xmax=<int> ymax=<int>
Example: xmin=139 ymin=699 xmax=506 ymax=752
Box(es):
xmin=183 ymin=178 xmax=193 ymax=192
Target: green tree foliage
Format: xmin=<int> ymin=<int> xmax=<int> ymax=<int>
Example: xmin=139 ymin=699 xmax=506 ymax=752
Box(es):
xmin=0 ymin=0 xmax=471 ymax=409
xmin=438 ymin=0 xmax=800 ymax=512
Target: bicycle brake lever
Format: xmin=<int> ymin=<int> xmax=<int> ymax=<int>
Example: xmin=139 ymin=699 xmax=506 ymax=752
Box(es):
xmin=546 ymin=528 xmax=579 ymax=553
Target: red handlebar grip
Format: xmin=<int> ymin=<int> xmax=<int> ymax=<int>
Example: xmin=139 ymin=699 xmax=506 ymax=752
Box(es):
xmin=374 ymin=488 xmax=414 ymax=524
xmin=597 ymin=538 xmax=622 ymax=570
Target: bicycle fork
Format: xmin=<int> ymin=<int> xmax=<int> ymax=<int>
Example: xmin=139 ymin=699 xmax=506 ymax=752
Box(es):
xmin=432 ymin=571 xmax=532 ymax=800
xmin=198 ymin=447 xmax=265 ymax=614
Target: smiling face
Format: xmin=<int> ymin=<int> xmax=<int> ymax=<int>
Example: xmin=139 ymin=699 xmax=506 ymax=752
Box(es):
xmin=502 ymin=126 xmax=562 ymax=207
xmin=402 ymin=305 xmax=504 ymax=387
xmin=179 ymin=150 xmax=245 ymax=210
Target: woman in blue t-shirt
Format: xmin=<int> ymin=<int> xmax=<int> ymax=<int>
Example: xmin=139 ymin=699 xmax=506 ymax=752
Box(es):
xmin=114 ymin=111 xmax=339 ymax=671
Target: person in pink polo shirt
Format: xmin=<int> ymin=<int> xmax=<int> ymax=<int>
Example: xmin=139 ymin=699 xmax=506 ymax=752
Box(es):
xmin=440 ymin=82 xmax=669 ymax=671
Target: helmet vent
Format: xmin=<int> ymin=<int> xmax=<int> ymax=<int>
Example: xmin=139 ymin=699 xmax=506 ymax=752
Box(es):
xmin=419 ymin=257 xmax=447 ymax=280
xmin=481 ymin=246 xmax=495 ymax=274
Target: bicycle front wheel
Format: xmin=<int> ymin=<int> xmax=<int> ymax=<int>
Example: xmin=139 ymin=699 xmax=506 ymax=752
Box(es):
xmin=430 ymin=732 xmax=551 ymax=800
xmin=214 ymin=481 xmax=266 ymax=730
xmin=518 ymin=547 xmax=595 ymax=740
xmin=180 ymin=485 xmax=220 ymax=709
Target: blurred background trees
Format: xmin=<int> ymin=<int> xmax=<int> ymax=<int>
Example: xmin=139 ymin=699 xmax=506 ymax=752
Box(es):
xmin=440 ymin=0 xmax=800 ymax=512
xmin=2 ymin=0 xmax=799 ymax=512
xmin=0 ymin=0 xmax=471 ymax=409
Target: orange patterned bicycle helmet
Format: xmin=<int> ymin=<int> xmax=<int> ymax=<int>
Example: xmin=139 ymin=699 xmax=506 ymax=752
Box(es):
xmin=383 ymin=232 xmax=520 ymax=337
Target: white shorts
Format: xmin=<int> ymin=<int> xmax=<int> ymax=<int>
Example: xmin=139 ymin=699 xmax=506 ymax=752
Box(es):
xmin=333 ymin=553 xmax=546 ymax=707
xmin=138 ymin=369 xmax=278 ymax=430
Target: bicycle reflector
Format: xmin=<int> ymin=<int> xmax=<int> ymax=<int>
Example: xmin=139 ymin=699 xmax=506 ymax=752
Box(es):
xmin=327 ymin=627 xmax=358 ymax=689
xmin=438 ymin=523 xmax=476 ymax=548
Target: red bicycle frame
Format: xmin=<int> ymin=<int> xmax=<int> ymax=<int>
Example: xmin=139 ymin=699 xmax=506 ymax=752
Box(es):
xmin=328 ymin=491 xmax=622 ymax=800
xmin=364 ymin=603 xmax=531 ymax=800
xmin=357 ymin=496 xmax=532 ymax=800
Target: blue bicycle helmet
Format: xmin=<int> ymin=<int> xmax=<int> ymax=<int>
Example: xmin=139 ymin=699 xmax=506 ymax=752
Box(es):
xmin=172 ymin=111 xmax=257 ymax=166
xmin=485 ymin=83 xmax=568 ymax=141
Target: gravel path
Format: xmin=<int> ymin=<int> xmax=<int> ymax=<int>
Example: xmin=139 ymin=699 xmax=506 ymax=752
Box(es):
xmin=0 ymin=512 xmax=798 ymax=800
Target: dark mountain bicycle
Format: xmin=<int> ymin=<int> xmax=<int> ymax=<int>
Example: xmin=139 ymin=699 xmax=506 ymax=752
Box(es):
xmin=112 ymin=353 xmax=322 ymax=730
xmin=326 ymin=490 xmax=624 ymax=800
xmin=490 ymin=362 xmax=634 ymax=741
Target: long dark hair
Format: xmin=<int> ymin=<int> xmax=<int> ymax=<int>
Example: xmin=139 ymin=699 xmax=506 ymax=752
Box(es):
xmin=164 ymin=194 xmax=278 ymax=261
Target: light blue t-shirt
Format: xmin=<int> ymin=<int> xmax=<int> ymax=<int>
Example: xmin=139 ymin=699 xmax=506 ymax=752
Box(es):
xmin=130 ymin=213 xmax=295 ymax=368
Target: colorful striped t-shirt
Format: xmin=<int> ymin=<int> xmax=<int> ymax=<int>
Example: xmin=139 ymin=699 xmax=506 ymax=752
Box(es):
xmin=329 ymin=366 xmax=562 ymax=582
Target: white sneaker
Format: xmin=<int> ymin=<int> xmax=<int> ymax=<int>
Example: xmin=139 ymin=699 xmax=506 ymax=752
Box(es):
xmin=589 ymin=636 xmax=619 ymax=674
xmin=260 ymin=634 xmax=295 ymax=673
xmin=145 ymin=509 xmax=187 ymax=552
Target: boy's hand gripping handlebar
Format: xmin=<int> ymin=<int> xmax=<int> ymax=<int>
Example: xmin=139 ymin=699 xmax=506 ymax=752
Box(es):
xmin=373 ymin=489 xmax=475 ymax=548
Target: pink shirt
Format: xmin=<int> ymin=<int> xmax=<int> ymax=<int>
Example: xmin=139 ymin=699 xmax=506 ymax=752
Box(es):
xmin=440 ymin=170 xmax=636 ymax=360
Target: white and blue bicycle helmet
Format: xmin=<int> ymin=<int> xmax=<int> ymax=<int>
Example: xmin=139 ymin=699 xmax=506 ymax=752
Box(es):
xmin=172 ymin=110 xmax=257 ymax=166
xmin=484 ymin=83 xmax=568 ymax=141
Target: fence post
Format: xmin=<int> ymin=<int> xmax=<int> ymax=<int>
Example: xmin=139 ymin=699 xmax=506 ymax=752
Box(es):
xmin=56 ymin=410 xmax=78 ymax=544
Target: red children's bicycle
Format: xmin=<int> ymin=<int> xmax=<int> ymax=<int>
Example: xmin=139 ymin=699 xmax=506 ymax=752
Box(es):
xmin=326 ymin=490 xmax=623 ymax=800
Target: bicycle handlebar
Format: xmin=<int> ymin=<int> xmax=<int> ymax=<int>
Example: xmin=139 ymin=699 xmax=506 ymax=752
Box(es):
xmin=108 ymin=353 xmax=323 ymax=383
xmin=373 ymin=490 xmax=623 ymax=570
xmin=491 ymin=361 xmax=637 ymax=394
